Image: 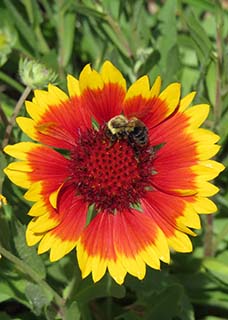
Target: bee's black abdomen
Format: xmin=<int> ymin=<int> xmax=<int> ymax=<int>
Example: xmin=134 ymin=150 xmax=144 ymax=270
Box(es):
xmin=130 ymin=126 xmax=148 ymax=147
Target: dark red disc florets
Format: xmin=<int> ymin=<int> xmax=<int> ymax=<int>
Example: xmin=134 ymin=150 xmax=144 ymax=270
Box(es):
xmin=70 ymin=126 xmax=154 ymax=212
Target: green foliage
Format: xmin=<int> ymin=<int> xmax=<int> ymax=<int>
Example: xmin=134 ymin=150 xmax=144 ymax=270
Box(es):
xmin=0 ymin=0 xmax=228 ymax=319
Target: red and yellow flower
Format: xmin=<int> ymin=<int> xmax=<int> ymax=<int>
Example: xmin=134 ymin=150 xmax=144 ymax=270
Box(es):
xmin=4 ymin=61 xmax=224 ymax=284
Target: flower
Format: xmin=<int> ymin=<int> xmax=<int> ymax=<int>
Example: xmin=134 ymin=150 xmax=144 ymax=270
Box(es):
xmin=4 ymin=61 xmax=224 ymax=284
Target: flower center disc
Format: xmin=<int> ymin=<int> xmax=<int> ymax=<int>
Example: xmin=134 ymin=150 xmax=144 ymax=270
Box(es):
xmin=71 ymin=126 xmax=153 ymax=212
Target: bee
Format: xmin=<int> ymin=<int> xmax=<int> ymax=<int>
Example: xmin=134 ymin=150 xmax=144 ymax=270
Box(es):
xmin=106 ymin=115 xmax=148 ymax=148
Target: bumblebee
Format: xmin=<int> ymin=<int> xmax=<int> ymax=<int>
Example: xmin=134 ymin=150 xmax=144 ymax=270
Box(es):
xmin=106 ymin=115 xmax=148 ymax=147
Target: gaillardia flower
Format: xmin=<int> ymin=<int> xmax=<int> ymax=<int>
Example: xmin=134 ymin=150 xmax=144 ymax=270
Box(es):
xmin=4 ymin=61 xmax=224 ymax=284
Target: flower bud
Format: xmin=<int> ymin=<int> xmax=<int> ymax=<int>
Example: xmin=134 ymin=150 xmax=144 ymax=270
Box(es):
xmin=19 ymin=58 xmax=58 ymax=89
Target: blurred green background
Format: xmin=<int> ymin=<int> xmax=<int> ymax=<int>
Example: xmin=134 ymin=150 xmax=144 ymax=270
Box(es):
xmin=0 ymin=0 xmax=228 ymax=319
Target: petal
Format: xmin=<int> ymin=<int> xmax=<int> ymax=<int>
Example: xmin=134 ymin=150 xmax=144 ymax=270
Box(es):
xmin=4 ymin=143 xmax=70 ymax=197
xmin=185 ymin=104 xmax=209 ymax=128
xmin=123 ymin=81 xmax=181 ymax=128
xmin=26 ymin=221 xmax=43 ymax=246
xmin=24 ymin=85 xmax=90 ymax=149
xmin=77 ymin=211 xmax=126 ymax=284
xmin=150 ymin=76 xmax=162 ymax=97
xmin=24 ymin=181 xmax=43 ymax=201
xmin=4 ymin=162 xmax=31 ymax=188
xmin=79 ymin=64 xmax=104 ymax=92
xmin=151 ymin=165 xmax=197 ymax=196
xmin=158 ymin=83 xmax=181 ymax=114
xmin=28 ymin=199 xmax=50 ymax=216
xmin=167 ymin=231 xmax=193 ymax=252
xmin=142 ymin=191 xmax=197 ymax=236
xmin=149 ymin=99 xmax=223 ymax=198
xmin=25 ymin=101 xmax=45 ymax=122
xmin=26 ymin=145 xmax=70 ymax=186
xmin=29 ymin=185 xmax=88 ymax=261
xmin=79 ymin=62 xmax=126 ymax=124
xmin=29 ymin=211 xmax=60 ymax=233
xmin=124 ymin=76 xmax=151 ymax=101
xmin=100 ymin=61 xmax=126 ymax=89
xmin=113 ymin=209 xmax=170 ymax=278
xmin=4 ymin=142 xmax=39 ymax=160
xmin=67 ymin=74 xmax=81 ymax=97
xmin=192 ymin=196 xmax=218 ymax=214
xmin=123 ymin=76 xmax=151 ymax=119
xmin=179 ymin=91 xmax=196 ymax=112
xmin=16 ymin=117 xmax=38 ymax=141
xmin=77 ymin=209 xmax=170 ymax=284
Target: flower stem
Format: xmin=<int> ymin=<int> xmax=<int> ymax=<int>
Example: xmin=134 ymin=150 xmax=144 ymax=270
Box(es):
xmin=105 ymin=14 xmax=133 ymax=58
xmin=2 ymin=86 xmax=31 ymax=149
xmin=214 ymin=2 xmax=223 ymax=128
xmin=0 ymin=244 xmax=66 ymax=319
xmin=204 ymin=1 xmax=223 ymax=258
xmin=204 ymin=215 xmax=214 ymax=257
xmin=0 ymin=103 xmax=9 ymax=127
xmin=56 ymin=0 xmax=65 ymax=79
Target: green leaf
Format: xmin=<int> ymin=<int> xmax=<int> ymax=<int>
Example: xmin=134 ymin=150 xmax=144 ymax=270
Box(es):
xmin=205 ymin=317 xmax=227 ymax=320
xmin=203 ymin=257 xmax=228 ymax=286
xmin=0 ymin=273 xmax=29 ymax=307
xmin=136 ymin=49 xmax=160 ymax=77
xmin=0 ymin=313 xmax=13 ymax=320
xmin=45 ymin=304 xmax=58 ymax=320
xmin=217 ymin=251 xmax=228 ymax=265
xmin=20 ymin=0 xmax=50 ymax=54
xmin=178 ymin=292 xmax=195 ymax=320
xmin=74 ymin=274 xmax=126 ymax=303
xmin=21 ymin=0 xmax=43 ymax=27
xmin=164 ymin=44 xmax=181 ymax=84
xmin=102 ymin=0 xmax=120 ymax=19
xmin=0 ymin=215 xmax=11 ymax=250
xmin=157 ymin=0 xmax=177 ymax=72
xmin=65 ymin=1 xmax=106 ymax=20
xmin=206 ymin=60 xmax=216 ymax=106
xmin=61 ymin=12 xmax=76 ymax=67
xmin=13 ymin=220 xmax=46 ymax=279
xmin=65 ymin=301 xmax=81 ymax=320
xmin=101 ymin=20 xmax=131 ymax=58
xmin=194 ymin=290 xmax=228 ymax=310
xmin=181 ymin=0 xmax=218 ymax=13
xmin=3 ymin=0 xmax=38 ymax=53
xmin=80 ymin=20 xmax=103 ymax=61
xmin=218 ymin=98 xmax=228 ymax=144
xmin=115 ymin=311 xmax=141 ymax=320
xmin=184 ymin=10 xmax=212 ymax=64
xmin=145 ymin=284 xmax=183 ymax=320
xmin=0 ymin=72 xmax=24 ymax=93
xmin=25 ymin=282 xmax=52 ymax=316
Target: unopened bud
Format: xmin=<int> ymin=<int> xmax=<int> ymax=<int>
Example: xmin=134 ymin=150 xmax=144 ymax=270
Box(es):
xmin=19 ymin=58 xmax=58 ymax=89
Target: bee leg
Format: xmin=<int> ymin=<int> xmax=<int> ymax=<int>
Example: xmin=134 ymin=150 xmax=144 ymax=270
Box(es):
xmin=106 ymin=135 xmax=117 ymax=149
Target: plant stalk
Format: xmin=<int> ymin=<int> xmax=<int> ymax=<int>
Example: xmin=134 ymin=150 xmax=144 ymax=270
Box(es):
xmin=2 ymin=86 xmax=31 ymax=149
xmin=204 ymin=2 xmax=223 ymax=257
